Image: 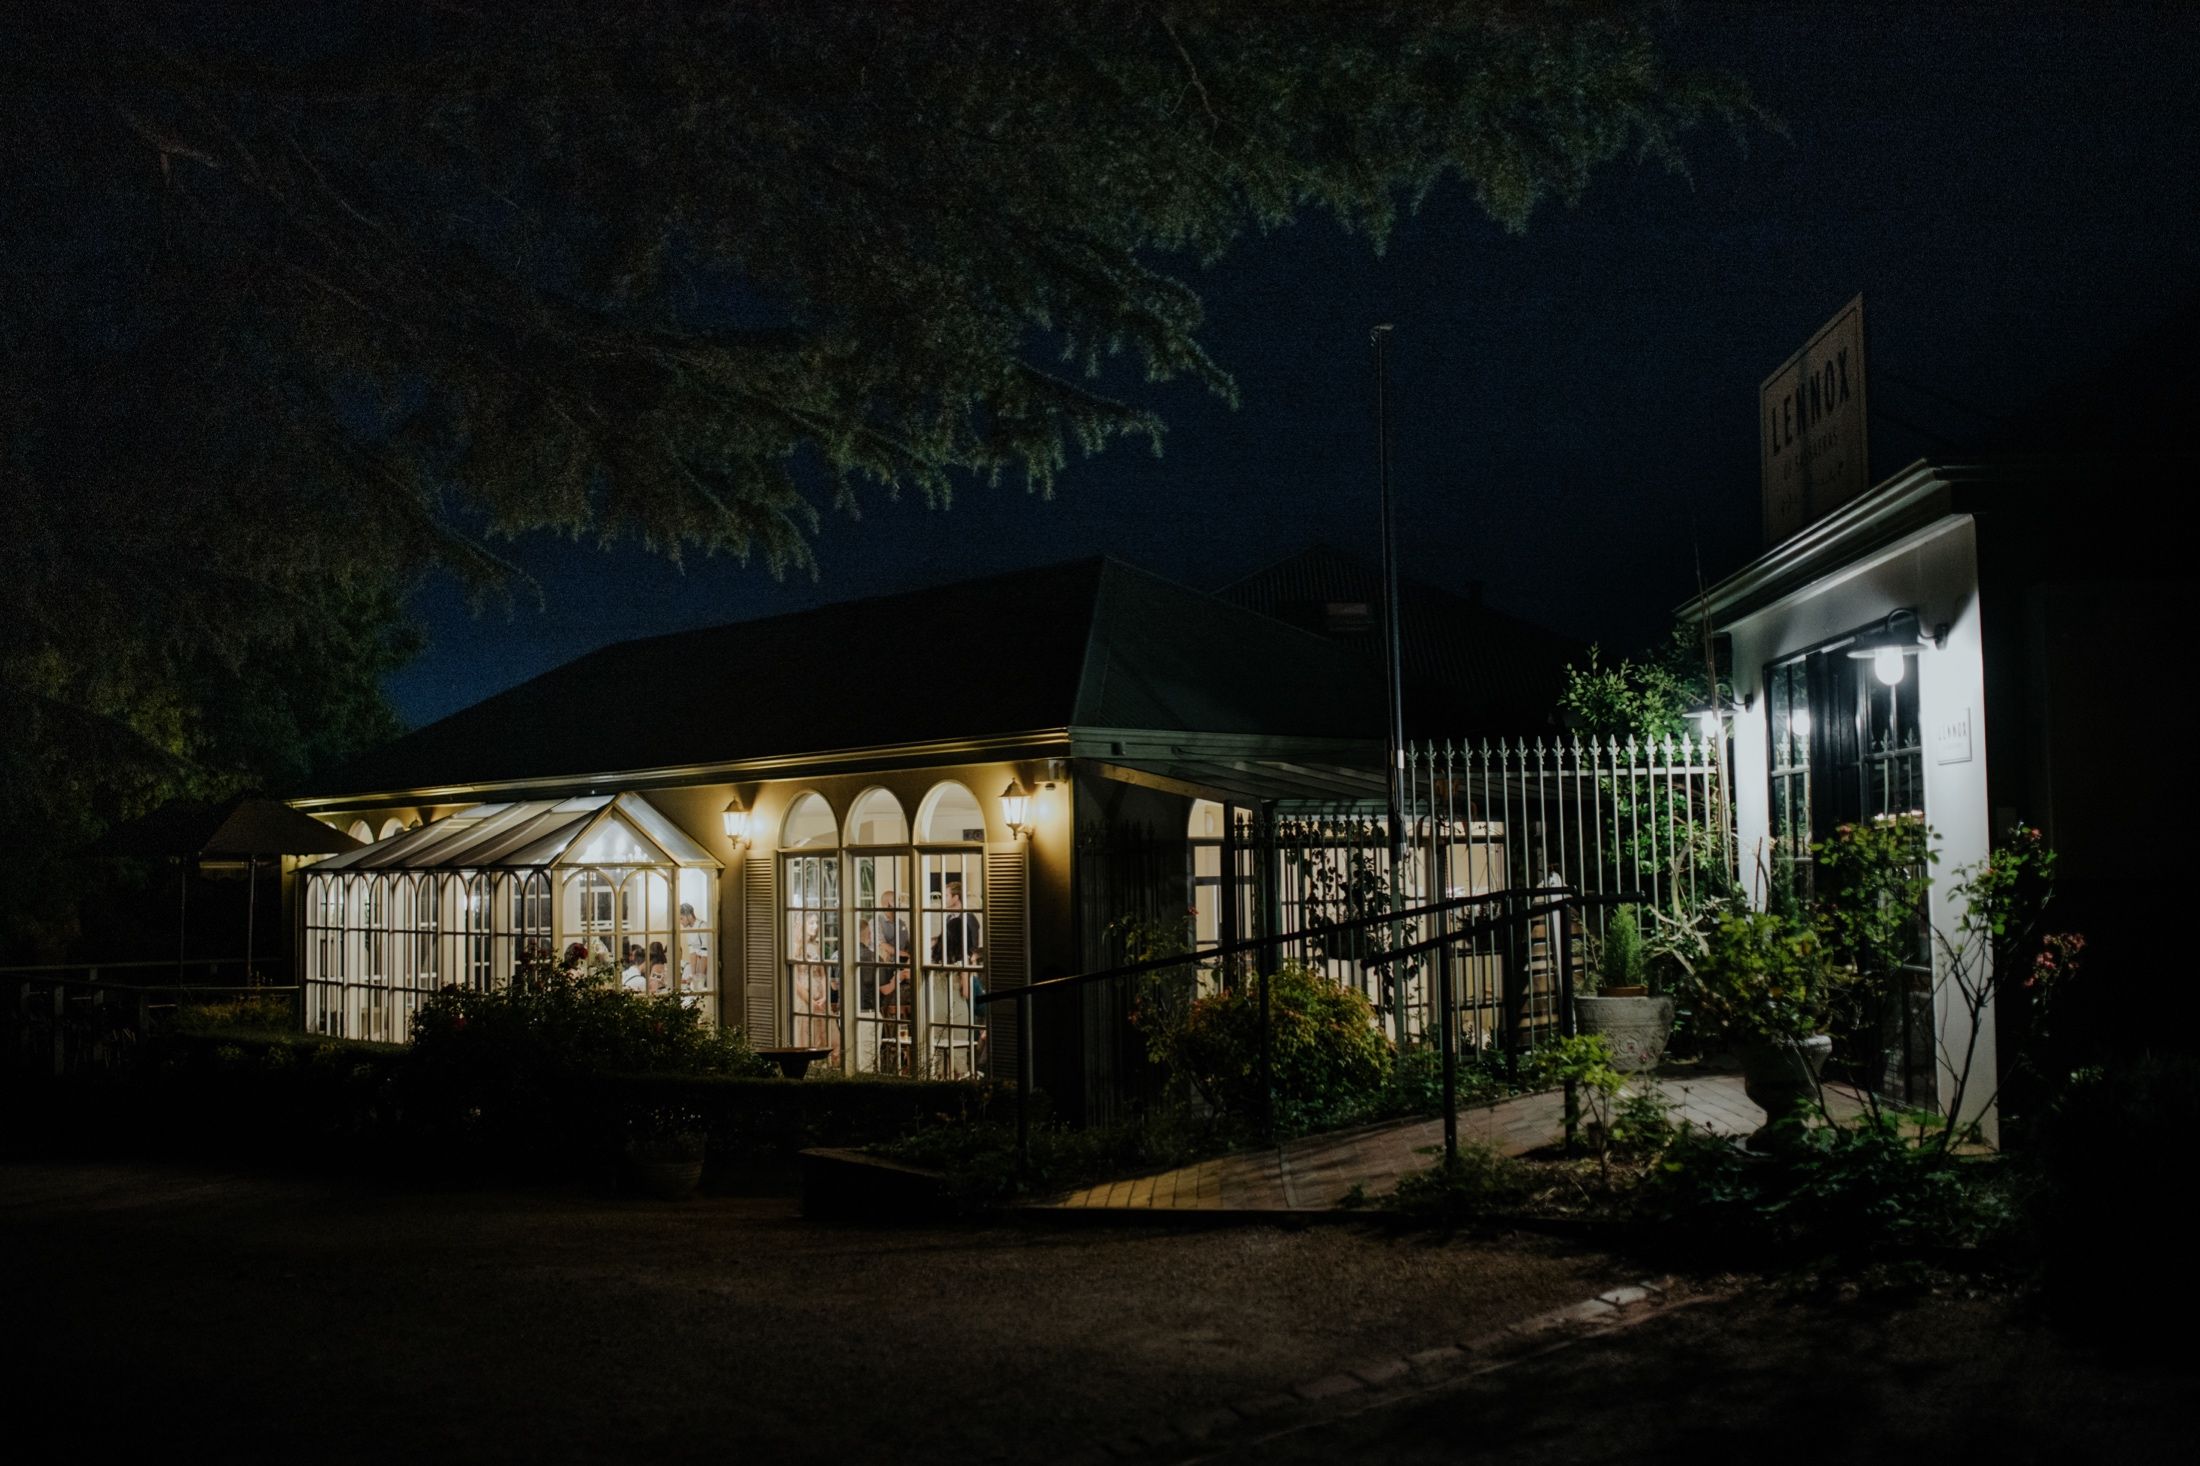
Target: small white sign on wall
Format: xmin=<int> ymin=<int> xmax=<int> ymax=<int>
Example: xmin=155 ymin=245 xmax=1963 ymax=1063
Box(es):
xmin=1935 ymin=706 xmax=1974 ymax=765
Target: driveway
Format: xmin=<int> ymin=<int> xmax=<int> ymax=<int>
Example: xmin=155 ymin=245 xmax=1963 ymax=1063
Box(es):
xmin=1 ymin=1162 xmax=1636 ymax=1464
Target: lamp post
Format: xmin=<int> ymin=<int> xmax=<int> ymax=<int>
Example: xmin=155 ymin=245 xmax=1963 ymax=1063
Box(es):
xmin=1372 ymin=323 xmax=1408 ymax=1049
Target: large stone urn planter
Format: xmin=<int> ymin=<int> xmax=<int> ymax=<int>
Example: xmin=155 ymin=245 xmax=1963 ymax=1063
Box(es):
xmin=1736 ymin=1034 xmax=1833 ymax=1145
xmin=1573 ymin=993 xmax=1676 ymax=1073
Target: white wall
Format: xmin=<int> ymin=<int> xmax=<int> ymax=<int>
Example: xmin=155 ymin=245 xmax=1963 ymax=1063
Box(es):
xmin=1724 ymin=516 xmax=1998 ymax=1142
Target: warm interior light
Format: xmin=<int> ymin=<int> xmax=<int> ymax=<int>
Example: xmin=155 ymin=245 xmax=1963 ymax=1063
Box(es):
xmin=1000 ymin=780 xmax=1031 ymax=837
xmin=1872 ymin=645 xmax=1907 ymax=686
xmin=721 ymin=800 xmax=750 ymax=846
xmin=1791 ymin=707 xmax=1813 ymax=739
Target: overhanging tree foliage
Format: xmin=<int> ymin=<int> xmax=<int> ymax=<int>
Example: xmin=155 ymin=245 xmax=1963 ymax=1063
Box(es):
xmin=2 ymin=1 xmax=1752 ymax=953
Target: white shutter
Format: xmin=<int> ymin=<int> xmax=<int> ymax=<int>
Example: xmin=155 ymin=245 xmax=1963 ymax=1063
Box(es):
xmin=745 ymin=854 xmax=778 ymax=1042
xmin=984 ymin=842 xmax=1029 ymax=1077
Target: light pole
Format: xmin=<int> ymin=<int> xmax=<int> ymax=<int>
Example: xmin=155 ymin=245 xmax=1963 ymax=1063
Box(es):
xmin=1372 ymin=323 xmax=1408 ymax=1049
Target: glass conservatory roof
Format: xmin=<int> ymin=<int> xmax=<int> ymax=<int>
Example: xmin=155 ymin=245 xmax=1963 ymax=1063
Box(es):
xmin=314 ymin=794 xmax=719 ymax=873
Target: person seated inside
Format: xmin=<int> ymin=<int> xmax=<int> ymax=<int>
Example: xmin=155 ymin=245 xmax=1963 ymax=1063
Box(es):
xmin=620 ymin=943 xmax=647 ymax=993
xmin=647 ymin=941 xmax=669 ymax=994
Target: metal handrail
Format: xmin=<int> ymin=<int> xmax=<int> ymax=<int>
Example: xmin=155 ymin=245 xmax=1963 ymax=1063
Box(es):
xmin=982 ymin=884 xmax=1649 ymax=1169
xmin=972 ymin=885 xmax=1571 ymax=1008
xmin=1359 ymin=887 xmax=1648 ymax=1165
xmin=0 ymin=957 xmax=276 ymax=976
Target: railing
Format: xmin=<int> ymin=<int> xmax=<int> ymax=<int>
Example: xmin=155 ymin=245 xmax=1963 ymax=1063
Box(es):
xmin=1363 ymin=889 xmax=1644 ymax=1168
xmin=4 ymin=959 xmax=298 ymax=1078
xmin=976 ymin=886 xmax=1642 ymax=1169
xmin=1407 ymin=732 xmax=1731 ymax=914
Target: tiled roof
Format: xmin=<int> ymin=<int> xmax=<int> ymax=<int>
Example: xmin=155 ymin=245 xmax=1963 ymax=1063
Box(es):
xmin=1214 ymin=545 xmax=1577 ymax=737
xmin=307 ymin=557 xmax=1381 ymax=798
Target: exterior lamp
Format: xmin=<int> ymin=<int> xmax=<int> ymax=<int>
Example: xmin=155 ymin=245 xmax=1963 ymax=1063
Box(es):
xmin=1845 ymin=608 xmax=1947 ymax=688
xmin=721 ymin=798 xmax=751 ymax=850
xmin=1000 ymin=781 xmax=1032 ymax=839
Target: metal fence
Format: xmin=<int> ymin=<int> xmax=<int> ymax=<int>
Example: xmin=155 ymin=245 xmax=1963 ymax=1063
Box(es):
xmin=1056 ymin=733 xmax=1734 ymax=1123
xmin=4 ymin=959 xmax=296 ymax=1078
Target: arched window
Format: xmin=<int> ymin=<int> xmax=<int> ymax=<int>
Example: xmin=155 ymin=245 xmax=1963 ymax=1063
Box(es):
xmin=915 ymin=781 xmax=986 ymax=1078
xmin=915 ymin=781 xmax=986 ymax=845
xmin=379 ymin=816 xmax=406 ymax=841
xmin=843 ymin=788 xmax=912 ymax=1077
xmin=843 ymin=787 xmax=909 ymax=847
xmin=781 ymin=792 xmax=838 ymax=851
xmin=348 ymin=820 xmax=374 ymax=844
xmin=780 ymin=792 xmax=841 ymax=1066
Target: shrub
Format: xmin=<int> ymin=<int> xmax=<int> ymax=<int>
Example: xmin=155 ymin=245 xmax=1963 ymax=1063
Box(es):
xmin=172 ymin=993 xmax=296 ymax=1036
xmin=2029 ymin=1055 xmax=2200 ymax=1346
xmin=400 ymin=955 xmax=770 ymax=1152
xmin=1372 ymin=1040 xmax=1517 ymax=1119
xmin=1645 ymin=1118 xmax=2011 ymax=1258
xmin=1681 ymin=912 xmax=1846 ymax=1047
xmin=1379 ymin=1143 xmax=1535 ymax=1228
xmin=1598 ymin=905 xmax=1646 ymax=991
xmin=1145 ymin=961 xmax=1389 ymax=1133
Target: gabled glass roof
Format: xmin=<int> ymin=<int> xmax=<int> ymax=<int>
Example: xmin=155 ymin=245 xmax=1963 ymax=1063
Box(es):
xmin=315 ymin=794 xmax=718 ymax=872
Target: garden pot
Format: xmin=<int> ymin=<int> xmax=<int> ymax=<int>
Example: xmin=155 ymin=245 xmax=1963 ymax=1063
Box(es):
xmin=628 ymin=1151 xmax=706 ymax=1201
xmin=1736 ymin=1034 xmax=1834 ymax=1143
xmin=1572 ymin=993 xmax=1676 ymax=1073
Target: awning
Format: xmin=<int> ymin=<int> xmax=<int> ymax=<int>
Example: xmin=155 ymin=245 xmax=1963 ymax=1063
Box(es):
xmin=1093 ymin=756 xmax=1386 ymax=808
xmin=90 ymin=793 xmax=367 ymax=858
xmin=311 ymin=793 xmax=719 ymax=872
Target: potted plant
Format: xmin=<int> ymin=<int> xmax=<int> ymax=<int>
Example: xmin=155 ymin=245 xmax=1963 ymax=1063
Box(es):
xmin=1684 ymin=912 xmax=1846 ymax=1146
xmin=626 ymin=1106 xmax=709 ymax=1200
xmin=1572 ymin=905 xmax=1675 ymax=1073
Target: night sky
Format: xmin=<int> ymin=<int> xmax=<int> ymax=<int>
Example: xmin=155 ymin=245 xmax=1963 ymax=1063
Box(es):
xmin=389 ymin=3 xmax=2200 ymax=729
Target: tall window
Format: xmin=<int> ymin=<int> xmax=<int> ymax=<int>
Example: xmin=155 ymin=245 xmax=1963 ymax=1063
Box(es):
xmin=845 ymin=789 xmax=911 ymax=1076
xmin=1766 ymin=658 xmax=1813 ymax=863
xmin=782 ymin=793 xmax=841 ymax=1060
xmin=1765 ymin=627 xmax=1927 ymax=861
xmin=917 ymin=782 xmax=987 ymax=1079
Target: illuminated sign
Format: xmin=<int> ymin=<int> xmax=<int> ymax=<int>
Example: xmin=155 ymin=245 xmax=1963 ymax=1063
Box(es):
xmin=1761 ymin=295 xmax=1870 ymax=546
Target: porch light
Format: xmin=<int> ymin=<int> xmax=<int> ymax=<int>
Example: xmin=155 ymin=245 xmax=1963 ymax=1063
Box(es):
xmin=721 ymin=799 xmax=751 ymax=850
xmin=1845 ymin=608 xmax=1946 ymax=688
xmin=1000 ymin=781 xmax=1032 ymax=839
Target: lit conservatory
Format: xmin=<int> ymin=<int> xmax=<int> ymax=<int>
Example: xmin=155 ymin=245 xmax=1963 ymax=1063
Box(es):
xmin=301 ymin=794 xmax=720 ymax=1042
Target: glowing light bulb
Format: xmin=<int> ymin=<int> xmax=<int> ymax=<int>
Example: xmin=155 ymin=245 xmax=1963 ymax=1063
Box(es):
xmin=1791 ymin=708 xmax=1813 ymax=738
xmin=1873 ymin=645 xmax=1906 ymax=686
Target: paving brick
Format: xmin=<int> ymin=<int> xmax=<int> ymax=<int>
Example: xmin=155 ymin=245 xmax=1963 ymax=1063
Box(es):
xmin=1050 ymin=1447 xmax=1112 ymax=1466
xmin=1231 ymin=1392 xmax=1298 ymax=1419
xmin=1407 ymin=1344 xmax=1468 ymax=1373
xmin=1349 ymin=1356 xmax=1412 ymax=1387
xmin=1174 ymin=1407 xmax=1244 ymax=1440
xmin=1552 ymin=1298 xmax=1619 ymax=1325
xmin=1597 ymin=1285 xmax=1650 ymax=1308
xmin=1292 ymin=1372 xmax=1364 ymax=1401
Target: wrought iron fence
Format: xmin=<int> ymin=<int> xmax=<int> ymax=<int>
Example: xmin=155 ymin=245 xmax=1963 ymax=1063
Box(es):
xmin=3 ymin=959 xmax=297 ymax=1078
xmin=1056 ymin=734 xmax=1734 ymax=1124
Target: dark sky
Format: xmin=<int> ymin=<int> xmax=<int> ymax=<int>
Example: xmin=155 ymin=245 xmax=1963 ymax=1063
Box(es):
xmin=389 ymin=2 xmax=2200 ymax=729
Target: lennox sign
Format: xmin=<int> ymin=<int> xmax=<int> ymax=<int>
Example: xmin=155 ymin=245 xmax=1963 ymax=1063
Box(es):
xmin=1761 ymin=295 xmax=1870 ymax=546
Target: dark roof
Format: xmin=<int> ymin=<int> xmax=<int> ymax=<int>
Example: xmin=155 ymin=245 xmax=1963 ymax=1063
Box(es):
xmin=1215 ymin=545 xmax=1577 ymax=737
xmin=311 ymin=558 xmax=1380 ymax=798
xmin=91 ymin=793 xmax=365 ymax=858
xmin=1970 ymin=296 xmax=2200 ymax=459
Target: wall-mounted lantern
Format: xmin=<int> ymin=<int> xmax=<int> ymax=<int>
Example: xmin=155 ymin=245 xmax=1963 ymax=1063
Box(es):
xmin=1846 ymin=608 xmax=1947 ymax=687
xmin=1000 ymin=780 xmax=1032 ymax=840
xmin=722 ymin=798 xmax=751 ymax=851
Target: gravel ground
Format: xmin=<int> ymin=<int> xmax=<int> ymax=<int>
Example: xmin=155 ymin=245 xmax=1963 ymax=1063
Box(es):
xmin=1199 ymin=1282 xmax=2196 ymax=1465
xmin=0 ymin=1163 xmax=1634 ymax=1464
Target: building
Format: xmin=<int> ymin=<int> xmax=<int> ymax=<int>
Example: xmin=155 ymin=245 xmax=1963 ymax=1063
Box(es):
xmin=291 ymin=557 xmax=1407 ymax=1110
xmin=1700 ymin=308 xmax=2195 ymax=1135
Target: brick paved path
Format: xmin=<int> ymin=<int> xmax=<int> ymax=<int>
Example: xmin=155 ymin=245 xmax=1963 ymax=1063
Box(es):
xmin=1049 ymin=1071 xmax=1863 ymax=1212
